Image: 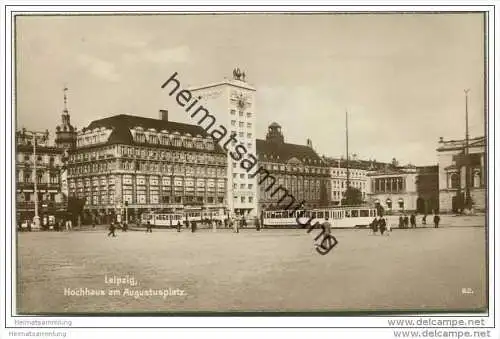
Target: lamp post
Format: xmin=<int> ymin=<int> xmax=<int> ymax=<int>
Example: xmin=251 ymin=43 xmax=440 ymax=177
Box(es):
xmin=464 ymin=89 xmax=471 ymax=211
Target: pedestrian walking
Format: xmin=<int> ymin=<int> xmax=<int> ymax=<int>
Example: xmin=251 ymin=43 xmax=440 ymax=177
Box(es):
xmin=212 ymin=219 xmax=217 ymax=232
xmin=370 ymin=216 xmax=379 ymax=235
xmin=122 ymin=223 xmax=128 ymax=232
xmin=146 ymin=221 xmax=153 ymax=233
xmin=241 ymin=217 xmax=247 ymax=229
xmin=191 ymin=220 xmax=196 ymax=233
xmin=410 ymin=213 xmax=416 ymax=228
xmin=107 ymin=222 xmax=116 ymax=237
xmin=255 ymin=216 xmax=261 ymax=231
xmin=403 ymin=215 xmax=409 ymax=229
xmin=433 ymin=213 xmax=440 ymax=228
xmin=398 ymin=215 xmax=404 ymax=229
xmin=422 ymin=214 xmax=427 ymax=226
xmin=379 ymin=217 xmax=387 ymax=235
xmin=322 ymin=216 xmax=332 ymax=235
xmin=177 ymin=221 xmax=182 ymax=232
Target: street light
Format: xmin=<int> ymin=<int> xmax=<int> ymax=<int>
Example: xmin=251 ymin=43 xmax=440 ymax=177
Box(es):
xmin=22 ymin=129 xmax=49 ymax=229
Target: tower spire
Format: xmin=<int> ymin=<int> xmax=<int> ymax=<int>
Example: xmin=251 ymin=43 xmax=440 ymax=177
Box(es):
xmin=63 ymin=85 xmax=69 ymax=113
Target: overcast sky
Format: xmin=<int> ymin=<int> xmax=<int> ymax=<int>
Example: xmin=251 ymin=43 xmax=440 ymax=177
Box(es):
xmin=16 ymin=13 xmax=485 ymax=165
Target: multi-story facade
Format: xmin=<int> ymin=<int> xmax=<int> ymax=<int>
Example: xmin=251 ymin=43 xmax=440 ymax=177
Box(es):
xmin=16 ymin=128 xmax=66 ymax=224
xmin=66 ymin=112 xmax=228 ymax=223
xmin=255 ymin=122 xmax=330 ymax=213
xmin=189 ymin=69 xmax=257 ymax=217
xmin=366 ymin=165 xmax=419 ymax=213
xmin=436 ymin=136 xmax=486 ymax=212
xmin=323 ymin=157 xmax=369 ymax=205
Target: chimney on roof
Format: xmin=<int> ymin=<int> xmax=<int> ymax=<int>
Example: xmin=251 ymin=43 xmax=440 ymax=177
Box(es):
xmin=306 ymin=138 xmax=313 ymax=148
xmin=159 ymin=109 xmax=168 ymax=121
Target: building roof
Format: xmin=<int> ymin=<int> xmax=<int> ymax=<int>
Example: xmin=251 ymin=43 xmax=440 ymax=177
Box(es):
xmin=322 ymin=157 xmax=390 ymax=171
xmin=256 ymin=139 xmax=326 ymax=166
xmin=437 ymin=136 xmax=486 ymax=152
xmin=82 ymin=114 xmax=225 ymax=153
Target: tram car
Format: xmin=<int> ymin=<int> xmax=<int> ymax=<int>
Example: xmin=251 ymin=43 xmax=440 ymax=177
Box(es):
xmin=262 ymin=206 xmax=378 ymax=228
xmin=140 ymin=212 xmax=184 ymax=228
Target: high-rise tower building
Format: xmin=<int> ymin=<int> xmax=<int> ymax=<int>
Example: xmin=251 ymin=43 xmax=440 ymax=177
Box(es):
xmin=189 ymin=68 xmax=257 ymax=217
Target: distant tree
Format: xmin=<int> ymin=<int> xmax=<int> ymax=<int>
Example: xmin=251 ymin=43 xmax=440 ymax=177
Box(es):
xmin=342 ymin=187 xmax=363 ymax=206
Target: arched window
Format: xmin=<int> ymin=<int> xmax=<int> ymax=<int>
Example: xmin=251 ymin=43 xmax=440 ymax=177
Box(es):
xmin=386 ymin=198 xmax=392 ymax=209
xmin=450 ymin=173 xmax=460 ymax=189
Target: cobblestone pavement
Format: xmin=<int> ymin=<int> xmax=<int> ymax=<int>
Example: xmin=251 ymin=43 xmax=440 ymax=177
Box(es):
xmin=16 ymin=224 xmax=487 ymax=314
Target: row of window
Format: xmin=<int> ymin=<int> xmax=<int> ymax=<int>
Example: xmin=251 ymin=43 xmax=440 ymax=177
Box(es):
xmin=331 ymin=169 xmax=366 ymax=178
xmin=260 ymin=157 xmax=324 ymax=166
xmin=76 ymin=132 xmax=109 ymax=147
xmin=118 ymin=146 xmax=224 ymax=163
xmin=19 ymin=153 xmax=60 ymax=165
xmin=332 ymin=180 xmax=366 ymax=190
xmin=68 ymin=160 xmax=226 ymax=176
xmin=71 ymin=146 xmax=225 ymax=164
xmin=18 ymin=171 xmax=59 ymax=184
xmin=259 ymin=163 xmax=327 ymax=174
xmin=133 ymin=132 xmax=215 ymax=150
xmin=260 ymin=190 xmax=322 ymax=201
xmin=230 ymin=120 xmax=253 ymax=128
xmin=233 ymin=196 xmax=254 ymax=204
xmin=230 ymin=110 xmax=252 ymax=118
xmin=73 ymin=193 xmax=225 ymax=206
xmin=233 ymin=183 xmax=254 ymax=190
xmin=70 ymin=146 xmax=116 ymax=161
xmin=371 ymin=177 xmax=405 ymax=193
xmin=19 ymin=192 xmax=57 ymax=202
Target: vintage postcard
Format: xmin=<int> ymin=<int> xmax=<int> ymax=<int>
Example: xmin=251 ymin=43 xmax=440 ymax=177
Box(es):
xmin=3 ymin=5 xmax=497 ymax=338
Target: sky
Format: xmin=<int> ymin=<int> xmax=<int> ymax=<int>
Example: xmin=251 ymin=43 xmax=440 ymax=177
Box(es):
xmin=15 ymin=13 xmax=485 ymax=165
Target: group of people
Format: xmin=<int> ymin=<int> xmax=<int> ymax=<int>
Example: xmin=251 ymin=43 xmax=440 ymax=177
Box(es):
xmin=107 ymin=221 xmax=128 ymax=237
xmin=398 ymin=213 xmax=417 ymax=229
xmin=370 ymin=215 xmax=391 ymax=235
xmin=368 ymin=212 xmax=442 ymax=236
xmin=18 ymin=218 xmax=74 ymax=232
xmin=399 ymin=213 xmax=441 ymax=229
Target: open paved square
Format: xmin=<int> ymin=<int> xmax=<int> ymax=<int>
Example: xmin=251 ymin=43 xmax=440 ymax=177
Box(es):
xmin=16 ymin=224 xmax=487 ymax=314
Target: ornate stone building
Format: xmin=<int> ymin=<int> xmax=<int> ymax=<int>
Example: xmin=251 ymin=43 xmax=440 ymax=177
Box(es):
xmin=437 ymin=136 xmax=486 ymax=212
xmin=16 ymin=129 xmax=66 ymax=224
xmin=66 ymin=112 xmax=228 ymax=222
xmin=255 ymin=122 xmax=330 ymax=213
xmin=366 ymin=165 xmax=419 ymax=213
xmin=323 ymin=157 xmax=370 ymax=205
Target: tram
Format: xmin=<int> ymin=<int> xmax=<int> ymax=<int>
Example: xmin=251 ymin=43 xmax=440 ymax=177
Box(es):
xmin=262 ymin=206 xmax=378 ymax=228
xmin=141 ymin=210 xmax=226 ymax=227
xmin=184 ymin=210 xmax=225 ymax=222
xmin=140 ymin=212 xmax=184 ymax=228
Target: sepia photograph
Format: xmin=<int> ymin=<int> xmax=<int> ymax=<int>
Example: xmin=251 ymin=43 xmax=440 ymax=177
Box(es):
xmin=3 ymin=5 xmax=497 ymax=336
